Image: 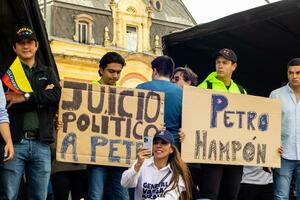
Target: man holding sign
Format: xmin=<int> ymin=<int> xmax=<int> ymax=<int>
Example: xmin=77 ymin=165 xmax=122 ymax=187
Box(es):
xmin=87 ymin=52 xmax=129 ymax=200
xmin=197 ymin=48 xmax=246 ymax=200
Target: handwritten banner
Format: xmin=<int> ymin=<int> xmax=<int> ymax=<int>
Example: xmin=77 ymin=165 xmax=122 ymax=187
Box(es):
xmin=56 ymin=80 xmax=164 ymax=167
xmin=182 ymin=86 xmax=281 ymax=167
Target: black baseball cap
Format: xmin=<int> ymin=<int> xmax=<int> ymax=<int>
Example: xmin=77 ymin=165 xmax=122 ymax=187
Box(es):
xmin=14 ymin=26 xmax=37 ymax=43
xmin=215 ymin=48 xmax=237 ymax=63
xmin=153 ymin=130 xmax=174 ymax=145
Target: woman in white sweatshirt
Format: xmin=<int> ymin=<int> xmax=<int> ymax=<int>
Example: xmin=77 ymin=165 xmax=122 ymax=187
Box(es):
xmin=121 ymin=130 xmax=192 ymax=200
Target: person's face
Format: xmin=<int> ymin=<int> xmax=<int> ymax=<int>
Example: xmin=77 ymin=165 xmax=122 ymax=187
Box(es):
xmin=171 ymin=71 xmax=190 ymax=88
xmin=215 ymin=56 xmax=237 ymax=80
xmin=13 ymin=39 xmax=38 ymax=61
xmin=99 ymin=62 xmax=123 ymax=85
xmin=287 ymin=65 xmax=300 ymax=88
xmin=153 ymin=139 xmax=174 ymax=160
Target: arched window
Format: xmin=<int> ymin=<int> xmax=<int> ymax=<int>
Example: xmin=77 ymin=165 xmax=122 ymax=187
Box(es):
xmin=73 ymin=14 xmax=95 ymax=44
xmin=126 ymin=26 xmax=137 ymax=51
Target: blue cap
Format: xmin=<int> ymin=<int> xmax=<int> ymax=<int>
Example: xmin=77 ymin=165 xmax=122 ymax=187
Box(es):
xmin=153 ymin=130 xmax=174 ymax=145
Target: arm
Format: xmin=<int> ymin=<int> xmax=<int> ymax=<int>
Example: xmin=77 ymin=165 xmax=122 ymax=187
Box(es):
xmin=0 ymin=82 xmax=14 ymax=161
xmin=121 ymin=160 xmax=140 ymax=188
xmin=5 ymin=68 xmax=61 ymax=110
xmin=121 ymin=148 xmax=151 ymax=188
xmin=0 ymin=122 xmax=14 ymax=161
xmin=32 ymin=69 xmax=61 ymax=105
xmin=269 ymin=91 xmax=276 ymax=99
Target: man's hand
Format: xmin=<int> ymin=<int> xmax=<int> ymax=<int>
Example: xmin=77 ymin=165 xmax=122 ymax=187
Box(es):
xmin=278 ymin=146 xmax=283 ymax=155
xmin=45 ymin=84 xmax=55 ymax=90
xmin=159 ymin=123 xmax=166 ymax=132
xmin=3 ymin=141 xmax=14 ymax=161
xmin=179 ymin=128 xmax=185 ymax=143
xmin=134 ymin=148 xmax=151 ymax=172
xmin=5 ymin=91 xmax=26 ymax=108
xmin=263 ymin=167 xmax=272 ymax=173
xmin=262 ymin=146 xmax=282 ymax=173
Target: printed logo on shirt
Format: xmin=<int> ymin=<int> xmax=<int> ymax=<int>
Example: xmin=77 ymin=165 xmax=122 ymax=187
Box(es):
xmin=38 ymin=77 xmax=47 ymax=80
xmin=142 ymin=181 xmax=169 ymax=199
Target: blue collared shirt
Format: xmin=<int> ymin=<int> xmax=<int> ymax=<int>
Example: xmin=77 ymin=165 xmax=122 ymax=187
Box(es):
xmin=0 ymin=81 xmax=9 ymax=123
xmin=270 ymin=84 xmax=300 ymax=160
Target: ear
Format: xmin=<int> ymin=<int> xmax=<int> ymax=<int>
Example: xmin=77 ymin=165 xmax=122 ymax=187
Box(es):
xmin=12 ymin=45 xmax=16 ymax=53
xmin=170 ymin=145 xmax=174 ymax=154
xmin=152 ymin=68 xmax=158 ymax=80
xmin=36 ymin=41 xmax=39 ymax=49
xmin=99 ymin=68 xmax=104 ymax=76
xmin=232 ymin=63 xmax=237 ymax=71
xmin=153 ymin=68 xmax=157 ymax=75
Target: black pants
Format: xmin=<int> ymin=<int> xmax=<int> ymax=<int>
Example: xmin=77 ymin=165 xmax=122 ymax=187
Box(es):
xmin=51 ymin=170 xmax=88 ymax=200
xmin=238 ymin=183 xmax=273 ymax=200
xmin=198 ymin=164 xmax=243 ymax=200
xmin=189 ymin=164 xmax=201 ymax=199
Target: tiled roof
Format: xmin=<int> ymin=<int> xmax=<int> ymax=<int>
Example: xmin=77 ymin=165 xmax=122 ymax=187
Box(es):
xmin=53 ymin=0 xmax=196 ymax=26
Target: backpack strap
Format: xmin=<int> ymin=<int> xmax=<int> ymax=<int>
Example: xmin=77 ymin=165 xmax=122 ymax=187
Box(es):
xmin=237 ymin=84 xmax=245 ymax=94
xmin=207 ymin=80 xmax=245 ymax=94
xmin=206 ymin=80 xmax=213 ymax=89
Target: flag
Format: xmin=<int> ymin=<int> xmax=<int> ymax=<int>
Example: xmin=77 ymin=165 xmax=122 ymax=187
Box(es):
xmin=2 ymin=57 xmax=33 ymax=94
xmin=0 ymin=0 xmax=59 ymax=89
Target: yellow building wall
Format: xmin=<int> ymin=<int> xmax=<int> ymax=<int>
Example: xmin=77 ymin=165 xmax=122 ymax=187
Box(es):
xmin=50 ymin=0 xmax=163 ymax=87
xmin=50 ymin=40 xmax=155 ymax=88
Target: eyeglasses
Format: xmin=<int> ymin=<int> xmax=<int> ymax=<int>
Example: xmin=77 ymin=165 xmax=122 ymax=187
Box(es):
xmin=153 ymin=140 xmax=169 ymax=145
xmin=172 ymin=76 xmax=181 ymax=83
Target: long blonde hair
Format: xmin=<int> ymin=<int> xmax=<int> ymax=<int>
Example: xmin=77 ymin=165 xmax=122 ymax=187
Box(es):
xmin=164 ymin=146 xmax=192 ymax=200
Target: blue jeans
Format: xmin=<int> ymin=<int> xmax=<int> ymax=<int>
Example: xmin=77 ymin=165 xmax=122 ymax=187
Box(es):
xmin=0 ymin=139 xmax=51 ymax=200
xmin=273 ymin=158 xmax=300 ymax=200
xmin=87 ymin=165 xmax=129 ymax=200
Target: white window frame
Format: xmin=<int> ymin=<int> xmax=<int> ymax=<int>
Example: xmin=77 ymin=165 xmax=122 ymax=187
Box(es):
xmin=78 ymin=22 xmax=88 ymax=44
xmin=73 ymin=14 xmax=95 ymax=44
xmin=126 ymin=26 xmax=137 ymax=51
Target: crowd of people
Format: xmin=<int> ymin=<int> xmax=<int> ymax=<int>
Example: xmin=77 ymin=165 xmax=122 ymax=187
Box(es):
xmin=0 ymin=25 xmax=299 ymax=200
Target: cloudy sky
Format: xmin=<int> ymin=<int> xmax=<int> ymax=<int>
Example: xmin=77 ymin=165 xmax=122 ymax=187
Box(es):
xmin=182 ymin=0 xmax=282 ymax=24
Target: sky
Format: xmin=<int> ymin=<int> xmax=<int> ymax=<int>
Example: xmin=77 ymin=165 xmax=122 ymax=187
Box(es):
xmin=182 ymin=0 xmax=282 ymax=24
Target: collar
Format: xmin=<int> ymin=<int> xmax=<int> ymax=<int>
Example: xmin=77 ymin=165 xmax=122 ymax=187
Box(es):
xmin=214 ymin=74 xmax=233 ymax=87
xmin=287 ymin=83 xmax=295 ymax=94
xmin=21 ymin=61 xmax=37 ymax=70
xmin=97 ymin=78 xmax=119 ymax=86
xmin=146 ymin=157 xmax=172 ymax=172
xmin=207 ymin=72 xmax=233 ymax=86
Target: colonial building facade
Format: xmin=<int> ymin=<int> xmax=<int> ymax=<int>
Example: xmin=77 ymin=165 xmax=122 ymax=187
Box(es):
xmin=39 ymin=0 xmax=196 ymax=87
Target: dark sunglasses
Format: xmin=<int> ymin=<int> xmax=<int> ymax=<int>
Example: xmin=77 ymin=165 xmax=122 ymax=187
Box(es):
xmin=172 ymin=76 xmax=180 ymax=82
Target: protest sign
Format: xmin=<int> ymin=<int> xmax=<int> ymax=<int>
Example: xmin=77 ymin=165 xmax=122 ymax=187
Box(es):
xmin=182 ymin=86 xmax=281 ymax=167
xmin=56 ymin=80 xmax=164 ymax=167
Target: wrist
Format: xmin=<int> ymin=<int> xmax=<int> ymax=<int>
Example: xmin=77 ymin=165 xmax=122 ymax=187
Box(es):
xmin=5 ymin=140 xmax=13 ymax=146
xmin=23 ymin=92 xmax=31 ymax=101
xmin=134 ymin=162 xmax=143 ymax=172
